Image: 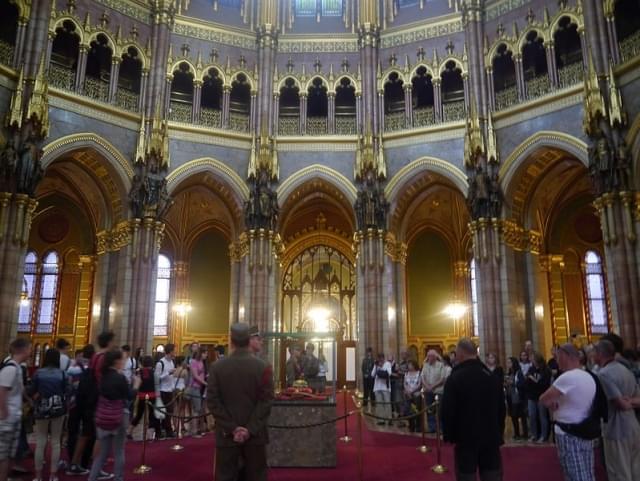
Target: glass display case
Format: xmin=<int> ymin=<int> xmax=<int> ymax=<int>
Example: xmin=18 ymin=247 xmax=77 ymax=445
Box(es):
xmin=263 ymin=331 xmax=338 ymax=402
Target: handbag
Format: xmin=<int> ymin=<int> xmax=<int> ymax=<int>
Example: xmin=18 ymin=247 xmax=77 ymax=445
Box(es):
xmin=154 ymin=396 xmax=166 ymax=421
xmin=95 ymin=396 xmax=124 ymax=431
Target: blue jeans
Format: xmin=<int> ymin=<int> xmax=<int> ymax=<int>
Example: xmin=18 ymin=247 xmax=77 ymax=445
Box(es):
xmin=88 ymin=415 xmax=128 ymax=481
xmin=527 ymin=399 xmax=549 ymax=440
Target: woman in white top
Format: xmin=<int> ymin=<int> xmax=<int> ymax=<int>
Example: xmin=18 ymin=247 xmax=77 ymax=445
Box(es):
xmin=403 ymin=359 xmax=423 ymax=432
xmin=371 ymin=353 xmax=393 ymax=426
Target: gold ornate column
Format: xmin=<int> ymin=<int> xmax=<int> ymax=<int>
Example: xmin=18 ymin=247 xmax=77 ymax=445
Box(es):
xmin=453 ymin=260 xmax=472 ymax=338
xmin=384 ymin=233 xmax=408 ymax=354
xmin=539 ymin=255 xmax=569 ymax=345
xmin=72 ymin=255 xmax=96 ymax=349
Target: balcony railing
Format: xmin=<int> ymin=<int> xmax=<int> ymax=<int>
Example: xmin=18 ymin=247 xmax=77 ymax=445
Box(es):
xmin=229 ymin=112 xmax=249 ymax=132
xmin=619 ymin=30 xmax=640 ymax=64
xmin=48 ymin=64 xmax=75 ymax=91
xmin=306 ymin=116 xmax=327 ymax=135
xmin=495 ymin=85 xmax=518 ymax=111
xmin=558 ymin=62 xmax=583 ymax=89
xmin=168 ymin=101 xmax=192 ymax=123
xmin=443 ymin=100 xmax=465 ymax=122
xmin=0 ymin=40 xmax=14 ymax=66
xmin=115 ymin=88 xmax=139 ymax=112
xmin=201 ymin=107 xmax=222 ymax=128
xmin=278 ymin=116 xmax=300 ymax=135
xmin=84 ymin=77 xmax=109 ymax=103
xmin=525 ymin=75 xmax=552 ymax=100
xmin=413 ymin=106 xmax=435 ymax=127
xmin=335 ymin=116 xmax=356 ymax=135
xmin=384 ymin=111 xmax=405 ymax=132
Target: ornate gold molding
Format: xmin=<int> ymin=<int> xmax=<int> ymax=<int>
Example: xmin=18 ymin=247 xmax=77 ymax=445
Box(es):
xmin=278 ymin=36 xmax=359 ymax=53
xmin=173 ymin=17 xmax=256 ymax=49
xmin=379 ymin=14 xmax=462 ymax=48
xmin=501 ymin=219 xmax=542 ymax=254
xmin=384 ymin=232 xmax=407 ymax=265
xmin=96 ymin=220 xmax=133 ymax=255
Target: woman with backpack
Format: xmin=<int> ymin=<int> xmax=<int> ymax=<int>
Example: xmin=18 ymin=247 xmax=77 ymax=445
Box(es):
xmin=88 ymin=349 xmax=140 ymax=481
xmin=127 ymin=356 xmax=161 ymax=440
xmin=29 ymin=348 xmax=68 ymax=481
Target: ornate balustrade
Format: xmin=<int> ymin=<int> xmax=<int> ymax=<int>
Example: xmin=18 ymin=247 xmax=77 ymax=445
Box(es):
xmin=48 ymin=64 xmax=75 ymax=91
xmin=229 ymin=112 xmax=249 ymax=132
xmin=443 ymin=100 xmax=465 ymax=122
xmin=619 ymin=30 xmax=640 ymax=64
xmin=306 ymin=116 xmax=327 ymax=135
xmin=84 ymin=77 xmax=109 ymax=103
xmin=525 ymin=75 xmax=552 ymax=100
xmin=384 ymin=111 xmax=405 ymax=132
xmin=558 ymin=62 xmax=583 ymax=89
xmin=169 ymin=101 xmax=192 ymax=123
xmin=335 ymin=116 xmax=356 ymax=135
xmin=494 ymin=85 xmax=518 ymax=111
xmin=201 ymin=107 xmax=222 ymax=128
xmin=278 ymin=116 xmax=300 ymax=135
xmin=0 ymin=40 xmax=14 ymax=66
xmin=413 ymin=106 xmax=435 ymax=127
xmin=115 ymin=88 xmax=139 ymax=112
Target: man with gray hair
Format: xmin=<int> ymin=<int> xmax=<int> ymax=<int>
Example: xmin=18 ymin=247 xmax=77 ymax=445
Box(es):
xmin=596 ymin=339 xmax=640 ymax=481
xmin=442 ymin=338 xmax=505 ymax=481
xmin=421 ymin=349 xmax=447 ymax=432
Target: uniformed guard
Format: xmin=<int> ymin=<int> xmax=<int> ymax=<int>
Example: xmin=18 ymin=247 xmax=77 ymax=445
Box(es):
xmin=207 ymin=323 xmax=273 ymax=481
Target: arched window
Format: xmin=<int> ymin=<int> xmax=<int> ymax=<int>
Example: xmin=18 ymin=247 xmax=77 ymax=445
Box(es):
xmin=229 ymin=73 xmax=251 ymax=132
xmin=49 ymin=20 xmax=80 ymax=91
xmin=17 ymin=252 xmax=37 ymax=333
xmin=335 ymin=77 xmax=356 ymax=134
xmin=117 ymin=46 xmax=143 ymax=111
xmin=36 ymin=252 xmax=60 ymax=333
xmin=383 ymin=71 xmax=405 ymax=132
xmin=154 ymin=254 xmax=172 ymax=336
xmin=295 ymin=0 xmax=342 ymax=17
xmin=85 ymin=33 xmax=113 ymax=102
xmin=169 ymin=62 xmax=194 ymax=123
xmin=470 ymin=259 xmax=479 ymax=337
xmin=0 ymin=1 xmax=18 ymax=66
xmin=306 ymin=77 xmax=328 ymax=135
xmin=584 ymin=251 xmax=608 ymax=334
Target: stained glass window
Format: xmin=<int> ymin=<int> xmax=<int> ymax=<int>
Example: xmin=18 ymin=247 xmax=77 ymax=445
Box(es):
xmin=154 ymin=254 xmax=171 ymax=336
xmin=36 ymin=252 xmax=59 ymax=334
xmin=295 ymin=0 xmax=343 ymax=17
xmin=584 ymin=251 xmax=608 ymax=334
xmin=17 ymin=252 xmax=37 ymax=333
xmin=470 ymin=259 xmax=479 ymax=337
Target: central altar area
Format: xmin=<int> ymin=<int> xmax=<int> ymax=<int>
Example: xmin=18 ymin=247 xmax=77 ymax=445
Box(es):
xmin=264 ymin=332 xmax=340 ymax=468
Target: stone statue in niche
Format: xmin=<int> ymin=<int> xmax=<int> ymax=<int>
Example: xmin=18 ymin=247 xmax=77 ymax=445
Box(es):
xmin=245 ymin=169 xmax=278 ymax=231
xmin=354 ymin=170 xmax=388 ymax=231
xmin=130 ymin=156 xmax=171 ymax=220
xmin=0 ymin=120 xmax=44 ymax=196
xmin=587 ymin=117 xmax=631 ymax=195
xmin=467 ymin=162 xmax=491 ymax=219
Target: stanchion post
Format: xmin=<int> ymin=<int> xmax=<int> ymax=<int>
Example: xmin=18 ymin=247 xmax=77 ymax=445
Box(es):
xmin=430 ymin=395 xmax=447 ymax=474
xmin=170 ymin=392 xmax=185 ymax=452
xmin=355 ymin=398 xmax=364 ymax=481
xmin=417 ymin=389 xmax=430 ymax=453
xmin=339 ymin=385 xmax=352 ymax=443
xmin=133 ymin=394 xmax=152 ymax=474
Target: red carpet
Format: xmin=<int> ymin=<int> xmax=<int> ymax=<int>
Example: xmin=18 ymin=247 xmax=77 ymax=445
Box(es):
xmin=25 ymin=397 xmax=606 ymax=481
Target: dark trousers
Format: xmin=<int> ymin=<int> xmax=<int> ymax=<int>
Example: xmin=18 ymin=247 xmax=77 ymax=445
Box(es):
xmin=363 ymin=377 xmax=374 ymax=407
xmin=216 ymin=444 xmax=267 ymax=481
xmin=454 ymin=444 xmax=502 ymax=481
xmin=67 ymin=407 xmax=80 ymax=461
xmin=131 ymin=397 xmax=162 ymax=435
xmin=160 ymin=391 xmax=174 ymax=436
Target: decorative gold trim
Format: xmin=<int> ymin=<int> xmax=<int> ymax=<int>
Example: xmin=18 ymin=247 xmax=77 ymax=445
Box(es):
xmin=276 ymin=137 xmax=357 ymax=151
xmin=167 ymin=121 xmax=252 ymax=149
xmin=173 ymin=16 xmax=256 ymax=50
xmin=94 ymin=0 xmax=150 ymax=23
xmin=379 ymin=13 xmax=463 ymax=48
xmin=500 ymin=219 xmax=542 ymax=254
xmin=382 ymin=122 xmax=465 ymax=146
xmin=385 ymin=156 xmax=468 ymax=200
xmin=42 ymin=132 xmax=134 ymax=178
xmin=278 ymin=36 xmax=359 ymax=53
xmin=276 ymin=164 xmax=357 ymax=204
xmin=96 ymin=220 xmax=134 ymax=255
xmin=281 ymin=229 xmax=355 ymax=269
xmin=166 ymin=157 xmax=250 ymax=199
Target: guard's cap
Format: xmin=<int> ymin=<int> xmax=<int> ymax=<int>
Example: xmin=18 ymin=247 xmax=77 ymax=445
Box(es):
xmin=230 ymin=322 xmax=250 ymax=345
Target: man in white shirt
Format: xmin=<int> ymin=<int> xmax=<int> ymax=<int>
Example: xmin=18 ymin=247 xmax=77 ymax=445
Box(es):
xmin=56 ymin=338 xmax=71 ymax=371
xmin=0 ymin=338 xmax=32 ymax=481
xmin=155 ymin=344 xmax=177 ymax=439
xmin=421 ymin=350 xmax=447 ymax=432
xmin=121 ymin=345 xmax=136 ymax=386
xmin=371 ymin=354 xmax=392 ymax=426
xmin=540 ymin=343 xmax=596 ymax=481
xmin=596 ymin=340 xmax=640 ymax=481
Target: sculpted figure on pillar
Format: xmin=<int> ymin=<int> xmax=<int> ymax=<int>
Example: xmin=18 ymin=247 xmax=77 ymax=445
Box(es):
xmin=355 ymin=169 xmax=388 ymax=231
xmin=130 ymin=116 xmax=172 ymax=220
xmin=0 ymin=66 xmax=48 ymax=196
xmin=245 ymin=169 xmax=279 ymax=231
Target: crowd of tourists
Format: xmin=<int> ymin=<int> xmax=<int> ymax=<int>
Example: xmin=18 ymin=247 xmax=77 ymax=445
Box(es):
xmin=360 ymin=334 xmax=640 ymax=481
xmin=0 ymin=333 xmax=224 ymax=481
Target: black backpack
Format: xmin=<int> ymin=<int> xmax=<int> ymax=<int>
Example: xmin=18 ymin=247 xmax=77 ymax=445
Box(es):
xmin=76 ymin=362 xmax=99 ymax=411
xmin=556 ymin=370 xmax=608 ymax=440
